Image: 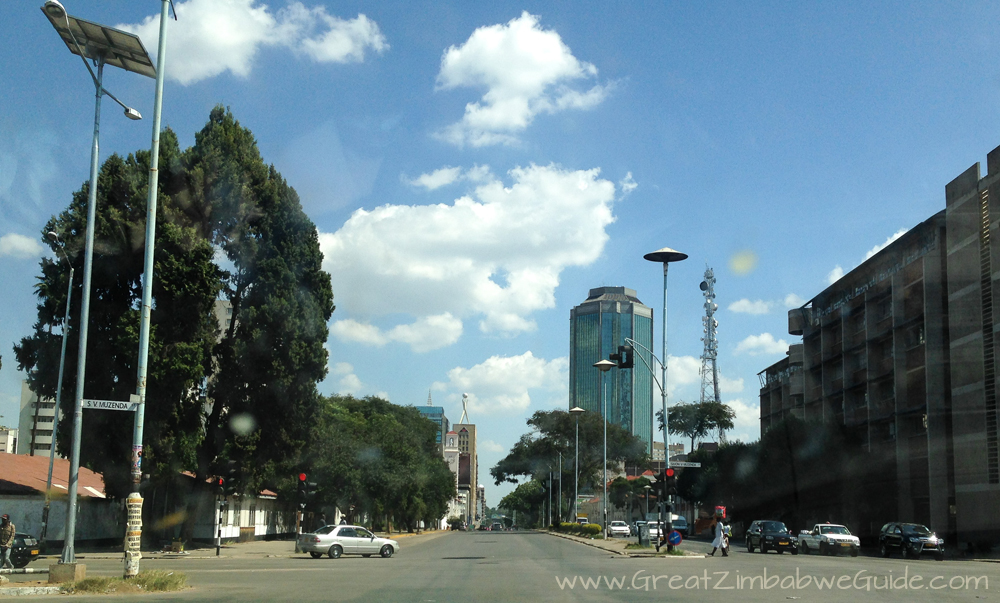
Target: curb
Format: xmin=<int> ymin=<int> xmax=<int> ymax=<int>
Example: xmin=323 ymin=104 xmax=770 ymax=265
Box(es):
xmin=544 ymin=531 xmax=628 ymax=556
xmin=0 ymin=586 xmax=63 ymax=596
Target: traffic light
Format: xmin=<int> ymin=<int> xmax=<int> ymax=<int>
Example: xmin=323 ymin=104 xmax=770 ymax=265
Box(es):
xmin=297 ymin=473 xmax=308 ymax=508
xmin=618 ymin=344 xmax=633 ymax=369
xmin=224 ymin=460 xmax=239 ymax=496
xmin=663 ymin=467 xmax=677 ymax=496
xmin=215 ymin=477 xmax=225 ymax=497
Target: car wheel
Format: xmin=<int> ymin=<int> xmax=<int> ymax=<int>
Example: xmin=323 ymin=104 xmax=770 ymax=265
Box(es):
xmin=747 ymin=540 xmax=754 ymax=553
xmin=380 ymin=545 xmax=394 ymax=558
xmin=801 ymin=542 xmax=809 ymax=555
xmin=880 ymin=542 xmax=890 ymax=558
xmin=791 ymin=547 xmax=798 ymax=556
xmin=309 ymin=552 xmax=322 ymax=559
xmin=13 ymin=559 xmax=29 ymax=569
xmin=935 ymin=552 xmax=944 ymax=561
xmin=902 ymin=545 xmax=912 ymax=560
xmin=760 ymin=542 xmax=767 ymax=554
xmin=851 ymin=548 xmax=859 ymax=558
xmin=820 ymin=542 xmax=827 ymax=556
xmin=328 ymin=545 xmax=343 ymax=559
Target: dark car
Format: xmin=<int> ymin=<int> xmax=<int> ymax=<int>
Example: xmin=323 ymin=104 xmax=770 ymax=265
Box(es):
xmin=746 ymin=520 xmax=798 ymax=554
xmin=879 ymin=522 xmax=944 ymax=560
xmin=11 ymin=533 xmax=40 ymax=569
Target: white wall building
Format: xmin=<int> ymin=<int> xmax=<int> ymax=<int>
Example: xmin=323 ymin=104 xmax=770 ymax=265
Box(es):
xmin=17 ymin=380 xmax=63 ymax=458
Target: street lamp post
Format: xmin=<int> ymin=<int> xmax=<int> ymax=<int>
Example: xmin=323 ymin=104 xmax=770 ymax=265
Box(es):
xmin=643 ymin=246 xmax=687 ymax=550
xmin=644 ymin=484 xmax=652 ymax=519
xmin=41 ymin=0 xmax=153 ymax=567
xmin=39 ymin=232 xmax=74 ymax=550
xmin=570 ymin=407 xmax=584 ymax=522
xmin=558 ymin=452 xmax=562 ymax=523
xmin=594 ymin=359 xmax=615 ymax=537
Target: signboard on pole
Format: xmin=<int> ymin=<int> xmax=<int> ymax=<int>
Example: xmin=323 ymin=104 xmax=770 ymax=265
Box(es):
xmin=670 ymin=461 xmax=702 ymax=468
xmin=82 ymin=399 xmax=139 ymax=412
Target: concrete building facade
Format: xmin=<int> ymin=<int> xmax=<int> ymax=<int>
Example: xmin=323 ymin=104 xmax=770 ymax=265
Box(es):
xmin=0 ymin=428 xmax=16 ymax=454
xmin=17 ymin=380 xmax=61 ymax=458
xmin=759 ymin=143 xmax=1000 ymax=544
xmin=569 ymin=287 xmax=655 ymax=452
xmin=453 ymin=423 xmax=478 ymax=525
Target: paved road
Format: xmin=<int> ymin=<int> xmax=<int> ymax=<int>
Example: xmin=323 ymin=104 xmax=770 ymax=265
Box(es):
xmin=8 ymin=531 xmax=1000 ymax=602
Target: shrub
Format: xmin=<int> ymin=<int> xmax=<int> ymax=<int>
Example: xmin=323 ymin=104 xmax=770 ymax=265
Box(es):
xmin=580 ymin=523 xmax=602 ymax=536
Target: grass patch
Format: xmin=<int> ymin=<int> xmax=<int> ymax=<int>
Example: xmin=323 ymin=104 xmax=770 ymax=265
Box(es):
xmin=64 ymin=570 xmax=187 ymax=595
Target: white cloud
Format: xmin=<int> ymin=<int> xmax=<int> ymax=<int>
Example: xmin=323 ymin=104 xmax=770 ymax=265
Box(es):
xmin=827 ymin=265 xmax=844 ymax=285
xmin=331 ymin=362 xmax=362 ymax=394
xmin=666 ymin=355 xmax=700 ymax=396
xmin=784 ymin=293 xmax=806 ymax=308
xmin=735 ymin=333 xmax=789 ymax=356
xmin=480 ymin=439 xmax=505 ymax=453
xmin=719 ymin=375 xmax=744 ymax=394
xmin=404 ymin=166 xmax=463 ymax=191
xmin=728 ymin=298 xmax=773 ymax=315
xmin=619 ymin=172 xmax=637 ymax=196
xmin=722 ymin=397 xmax=760 ymax=443
xmin=864 ymin=228 xmax=909 ymax=261
xmin=320 ymin=163 xmax=617 ymax=346
xmin=0 ymin=233 xmax=43 ymax=258
xmin=119 ymin=0 xmax=387 ymax=86
xmin=435 ymin=12 xmax=609 ymax=147
xmin=330 ymin=313 xmax=463 ymax=353
xmin=432 ymin=352 xmax=568 ymax=415
xmin=403 ymin=165 xmax=494 ymax=191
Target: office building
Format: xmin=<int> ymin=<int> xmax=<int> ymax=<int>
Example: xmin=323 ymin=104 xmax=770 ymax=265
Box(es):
xmin=0 ymin=428 xmax=16 ymax=454
xmin=759 ymin=143 xmax=1000 ymax=543
xmin=569 ymin=287 xmax=655 ymax=451
xmin=454 ymin=423 xmax=478 ymax=524
xmin=417 ymin=398 xmax=449 ymax=453
xmin=17 ymin=380 xmax=62 ymax=457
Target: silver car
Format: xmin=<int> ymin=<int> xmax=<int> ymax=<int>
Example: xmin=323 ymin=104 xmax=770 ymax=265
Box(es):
xmin=298 ymin=524 xmax=400 ymax=559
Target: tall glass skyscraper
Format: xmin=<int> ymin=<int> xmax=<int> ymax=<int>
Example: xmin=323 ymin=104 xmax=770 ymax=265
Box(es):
xmin=569 ymin=287 xmax=655 ymax=452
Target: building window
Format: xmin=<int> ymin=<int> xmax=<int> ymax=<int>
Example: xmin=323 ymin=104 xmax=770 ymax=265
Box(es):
xmin=233 ymin=499 xmax=242 ymax=527
xmin=249 ymin=504 xmax=257 ymax=526
xmin=226 ymin=307 xmax=233 ymax=316
xmin=34 ymin=444 xmax=51 ymax=451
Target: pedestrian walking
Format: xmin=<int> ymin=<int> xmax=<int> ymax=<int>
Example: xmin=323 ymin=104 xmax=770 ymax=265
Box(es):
xmin=0 ymin=514 xmax=15 ymax=570
xmin=709 ymin=517 xmax=725 ymax=556
xmin=720 ymin=520 xmax=731 ymax=556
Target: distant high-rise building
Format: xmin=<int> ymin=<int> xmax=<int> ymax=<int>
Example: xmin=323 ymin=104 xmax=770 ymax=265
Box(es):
xmin=17 ymin=380 xmax=62 ymax=458
xmin=454 ymin=423 xmax=478 ymax=524
xmin=0 ymin=428 xmax=16 ymax=454
xmin=569 ymin=287 xmax=655 ymax=451
xmin=417 ymin=392 xmax=450 ymax=453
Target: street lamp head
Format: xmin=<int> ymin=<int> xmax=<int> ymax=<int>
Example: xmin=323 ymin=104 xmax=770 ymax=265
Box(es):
xmin=42 ymin=1 xmax=65 ymax=20
xmin=643 ymin=247 xmax=688 ymax=264
xmin=46 ymin=231 xmax=61 ymax=242
xmin=569 ymin=406 xmax=585 ymax=415
xmin=123 ymin=106 xmax=142 ymax=120
xmin=593 ymin=359 xmax=615 ymax=373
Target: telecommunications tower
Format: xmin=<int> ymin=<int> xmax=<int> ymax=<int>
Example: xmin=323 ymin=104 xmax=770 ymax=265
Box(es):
xmin=699 ymin=266 xmax=724 ymax=441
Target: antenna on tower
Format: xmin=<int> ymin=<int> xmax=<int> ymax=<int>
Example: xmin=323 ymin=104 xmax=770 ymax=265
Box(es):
xmin=427 ymin=390 xmax=433 ymax=406
xmin=699 ymin=265 xmax=725 ymax=443
xmin=459 ymin=393 xmax=470 ymax=424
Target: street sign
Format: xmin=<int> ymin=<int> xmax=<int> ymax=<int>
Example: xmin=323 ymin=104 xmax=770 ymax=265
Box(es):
xmin=669 ymin=462 xmax=702 ymax=468
xmin=668 ymin=530 xmax=682 ymax=546
xmin=82 ymin=399 xmax=139 ymax=411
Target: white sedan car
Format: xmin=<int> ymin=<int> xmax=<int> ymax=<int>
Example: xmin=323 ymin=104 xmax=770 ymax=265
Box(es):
xmin=609 ymin=521 xmax=631 ymax=537
xmin=298 ymin=525 xmax=400 ymax=559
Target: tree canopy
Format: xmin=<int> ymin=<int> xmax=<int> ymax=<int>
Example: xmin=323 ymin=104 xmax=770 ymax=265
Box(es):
xmin=656 ymin=401 xmax=736 ymax=452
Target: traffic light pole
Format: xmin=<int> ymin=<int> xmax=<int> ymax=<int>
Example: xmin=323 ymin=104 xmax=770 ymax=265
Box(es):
xmin=216 ymin=497 xmax=223 ymax=556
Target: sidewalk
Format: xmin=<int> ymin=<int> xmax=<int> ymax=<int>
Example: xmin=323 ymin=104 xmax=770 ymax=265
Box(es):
xmin=544 ymin=530 xmax=706 ymax=558
xmin=35 ymin=530 xmax=441 ymax=561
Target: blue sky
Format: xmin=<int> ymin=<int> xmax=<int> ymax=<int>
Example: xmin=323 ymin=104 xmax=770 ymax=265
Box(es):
xmin=2 ymin=1 xmax=1000 ymax=503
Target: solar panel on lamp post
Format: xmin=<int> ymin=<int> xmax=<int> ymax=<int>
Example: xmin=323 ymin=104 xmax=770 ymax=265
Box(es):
xmin=642 ymin=246 xmax=687 ymax=551
xmin=40 ymin=0 xmax=154 ymax=566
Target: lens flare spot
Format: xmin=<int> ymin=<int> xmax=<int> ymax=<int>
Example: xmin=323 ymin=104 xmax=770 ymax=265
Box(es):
xmin=229 ymin=413 xmax=257 ymax=436
xmin=729 ymin=250 xmax=758 ymax=275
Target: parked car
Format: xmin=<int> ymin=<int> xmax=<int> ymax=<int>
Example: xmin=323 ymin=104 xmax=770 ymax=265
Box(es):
xmin=609 ymin=521 xmax=631 ymax=537
xmin=879 ymin=522 xmax=944 ymax=560
xmin=298 ymin=524 xmax=400 ymax=559
xmin=11 ymin=533 xmax=39 ymax=569
xmin=647 ymin=521 xmax=663 ymax=540
xmin=671 ymin=515 xmax=689 ymax=537
xmin=491 ymin=522 xmax=504 ymax=532
xmin=746 ymin=520 xmax=798 ymax=554
xmin=798 ymin=524 xmax=860 ymax=556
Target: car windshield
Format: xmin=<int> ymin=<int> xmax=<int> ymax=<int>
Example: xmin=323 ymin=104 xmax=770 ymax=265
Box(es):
xmin=5 ymin=4 xmax=991 ymax=600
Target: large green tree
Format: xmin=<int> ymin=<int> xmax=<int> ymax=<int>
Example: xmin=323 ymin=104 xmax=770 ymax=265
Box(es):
xmin=491 ymin=409 xmax=650 ymax=521
xmin=14 ymin=130 xmax=220 ymax=496
xmin=657 ymin=401 xmax=736 ymax=452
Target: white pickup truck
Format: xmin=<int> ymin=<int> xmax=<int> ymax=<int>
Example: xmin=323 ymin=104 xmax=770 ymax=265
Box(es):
xmin=798 ymin=523 xmax=860 ymax=556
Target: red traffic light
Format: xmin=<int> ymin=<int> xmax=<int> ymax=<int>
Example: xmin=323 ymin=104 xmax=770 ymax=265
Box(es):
xmin=665 ymin=468 xmax=675 ymax=477
xmin=217 ymin=477 xmax=224 ymax=485
xmin=298 ymin=473 xmax=307 ymax=482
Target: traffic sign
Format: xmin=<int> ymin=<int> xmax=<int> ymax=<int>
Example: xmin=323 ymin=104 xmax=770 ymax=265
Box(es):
xmin=669 ymin=462 xmax=702 ymax=468
xmin=82 ymin=399 xmax=139 ymax=411
xmin=668 ymin=530 xmax=682 ymax=546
